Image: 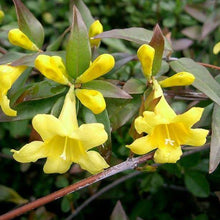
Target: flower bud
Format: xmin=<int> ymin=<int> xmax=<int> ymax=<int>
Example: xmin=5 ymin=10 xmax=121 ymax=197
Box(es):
xmin=89 ymin=20 xmax=103 ymax=47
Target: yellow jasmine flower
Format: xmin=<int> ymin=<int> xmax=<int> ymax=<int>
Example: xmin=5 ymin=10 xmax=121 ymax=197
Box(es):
xmin=0 ymin=64 xmax=27 ymax=116
xmin=35 ymin=55 xmax=70 ymax=85
xmin=89 ymin=20 xmax=103 ymax=47
xmin=213 ymin=41 xmax=220 ymax=55
xmin=159 ymin=72 xmax=195 ymax=88
xmin=75 ymin=89 xmax=106 ymax=114
xmin=11 ymin=86 xmax=109 ymax=174
xmin=137 ymin=44 xmax=155 ymax=78
xmin=0 ymin=10 xmax=4 ymax=23
xmin=8 ymin=28 xmax=40 ymax=51
xmin=126 ymin=80 xmax=209 ymax=163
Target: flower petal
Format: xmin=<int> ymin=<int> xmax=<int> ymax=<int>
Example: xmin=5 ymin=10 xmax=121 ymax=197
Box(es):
xmin=137 ymin=44 xmax=155 ymax=78
xmin=184 ymin=128 xmax=209 ymax=146
xmin=35 ymin=55 xmax=69 ymax=85
xmin=213 ymin=41 xmax=220 ymax=55
xmin=135 ymin=111 xmax=163 ymax=134
xmin=76 ymin=89 xmax=106 ymax=114
xmin=11 ymin=141 xmax=45 ymax=163
xmin=89 ymin=20 xmax=103 ymax=47
xmin=173 ymin=107 xmax=204 ymax=128
xmin=0 ymin=95 xmax=17 ymax=116
xmin=78 ymin=151 xmax=109 ymax=174
xmin=8 ymin=29 xmax=39 ymax=51
xmin=159 ymin=72 xmax=195 ymax=88
xmin=154 ymin=146 xmax=182 ymax=163
xmin=73 ymin=123 xmax=108 ymax=150
xmin=126 ymin=136 xmax=156 ymax=155
xmin=75 ymin=54 xmax=115 ymax=83
xmin=32 ymin=114 xmax=67 ymax=141
xmin=43 ymin=156 xmax=72 ymax=174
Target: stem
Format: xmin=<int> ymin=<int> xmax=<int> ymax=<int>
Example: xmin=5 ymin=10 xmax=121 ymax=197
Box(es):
xmin=0 ymin=153 xmax=154 ymax=220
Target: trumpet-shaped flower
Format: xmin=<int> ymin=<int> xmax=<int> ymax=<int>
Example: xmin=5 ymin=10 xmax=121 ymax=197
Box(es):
xmin=159 ymin=72 xmax=195 ymax=88
xmin=89 ymin=20 xmax=103 ymax=47
xmin=126 ymin=80 xmax=209 ymax=163
xmin=11 ymin=86 xmax=109 ymax=174
xmin=35 ymin=55 xmax=70 ymax=85
xmin=8 ymin=29 xmax=40 ymax=51
xmin=0 ymin=64 xmax=27 ymax=116
xmin=213 ymin=41 xmax=220 ymax=55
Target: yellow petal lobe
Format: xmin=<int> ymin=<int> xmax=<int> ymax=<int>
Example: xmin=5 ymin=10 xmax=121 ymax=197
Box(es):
xmin=35 ymin=55 xmax=69 ymax=85
xmin=75 ymin=54 xmax=115 ymax=83
xmin=137 ymin=44 xmax=155 ymax=78
xmin=76 ymin=89 xmax=106 ymax=114
xmin=213 ymin=41 xmax=220 ymax=55
xmin=159 ymin=72 xmax=195 ymax=88
xmin=89 ymin=20 xmax=103 ymax=47
xmin=8 ymin=28 xmax=40 ymax=51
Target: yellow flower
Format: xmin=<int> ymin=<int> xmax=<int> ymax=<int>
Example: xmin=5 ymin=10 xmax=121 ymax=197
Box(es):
xmin=11 ymin=86 xmax=109 ymax=174
xmin=213 ymin=41 xmax=220 ymax=55
xmin=159 ymin=72 xmax=195 ymax=88
xmin=126 ymin=80 xmax=209 ymax=163
xmin=0 ymin=64 xmax=27 ymax=116
xmin=0 ymin=10 xmax=4 ymax=23
xmin=8 ymin=28 xmax=40 ymax=51
xmin=137 ymin=44 xmax=155 ymax=78
xmin=89 ymin=20 xmax=103 ymax=47
xmin=35 ymin=55 xmax=70 ymax=85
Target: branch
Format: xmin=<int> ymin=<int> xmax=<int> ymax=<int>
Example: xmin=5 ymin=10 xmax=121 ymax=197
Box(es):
xmin=0 ymin=152 xmax=154 ymax=220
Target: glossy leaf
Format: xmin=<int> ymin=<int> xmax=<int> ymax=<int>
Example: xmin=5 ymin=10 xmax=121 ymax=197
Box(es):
xmin=149 ymin=24 xmax=164 ymax=75
xmin=66 ymin=6 xmax=91 ymax=79
xmin=110 ymin=201 xmax=128 ymax=220
xmin=123 ymin=78 xmax=146 ymax=94
xmin=209 ymin=104 xmax=220 ymax=173
xmin=0 ymin=185 xmax=28 ymax=205
xmin=184 ymin=171 xmax=210 ymax=198
xmin=13 ymin=0 xmax=44 ymax=48
xmin=95 ymin=27 xmax=172 ymax=53
xmin=170 ymin=58 xmax=220 ymax=105
xmin=83 ymin=80 xmax=132 ymax=99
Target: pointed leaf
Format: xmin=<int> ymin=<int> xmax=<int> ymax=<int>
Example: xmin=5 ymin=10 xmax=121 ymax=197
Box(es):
xmin=123 ymin=78 xmax=146 ymax=94
xmin=110 ymin=201 xmax=128 ymax=220
xmin=181 ymin=26 xmax=201 ymax=40
xmin=66 ymin=6 xmax=91 ymax=79
xmin=13 ymin=0 xmax=44 ymax=48
xmin=149 ymin=24 xmax=164 ymax=75
xmin=82 ymin=80 xmax=132 ymax=99
xmin=0 ymin=51 xmax=26 ymax=65
xmin=170 ymin=58 xmax=220 ymax=105
xmin=209 ymin=104 xmax=220 ymax=173
xmin=185 ymin=5 xmax=207 ymax=23
xmin=95 ymin=28 xmax=172 ymax=53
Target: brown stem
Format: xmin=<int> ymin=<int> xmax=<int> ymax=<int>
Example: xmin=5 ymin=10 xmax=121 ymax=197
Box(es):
xmin=0 ymin=153 xmax=154 ymax=220
xmin=197 ymin=62 xmax=220 ymax=71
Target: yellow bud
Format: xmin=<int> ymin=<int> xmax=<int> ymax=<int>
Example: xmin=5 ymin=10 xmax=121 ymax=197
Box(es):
xmin=159 ymin=72 xmax=195 ymax=88
xmin=0 ymin=10 xmax=4 ymax=23
xmin=213 ymin=42 xmax=220 ymax=55
xmin=8 ymin=28 xmax=40 ymax=51
xmin=76 ymin=54 xmax=115 ymax=83
xmin=89 ymin=20 xmax=103 ymax=47
xmin=137 ymin=44 xmax=155 ymax=78
xmin=35 ymin=55 xmax=69 ymax=85
xmin=75 ymin=89 xmax=106 ymax=114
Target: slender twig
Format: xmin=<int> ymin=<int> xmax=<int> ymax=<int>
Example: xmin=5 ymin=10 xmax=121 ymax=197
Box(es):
xmin=0 ymin=46 xmax=7 ymax=54
xmin=66 ymin=171 xmax=140 ymax=220
xmin=0 ymin=152 xmax=154 ymax=220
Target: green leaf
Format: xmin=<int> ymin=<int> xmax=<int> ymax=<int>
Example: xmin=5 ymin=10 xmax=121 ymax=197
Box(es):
xmin=0 ymin=96 xmax=60 ymax=122
xmin=95 ymin=27 xmax=172 ymax=53
xmin=209 ymin=104 xmax=220 ymax=173
xmin=50 ymin=96 xmax=65 ymax=117
xmin=106 ymin=95 xmax=141 ymax=131
xmin=72 ymin=0 xmax=94 ymax=28
xmin=0 ymin=51 xmax=26 ymax=65
xmin=66 ymin=6 xmax=91 ymax=79
xmin=110 ymin=201 xmax=128 ymax=220
xmin=184 ymin=171 xmax=210 ymax=198
xmin=19 ymin=80 xmax=67 ymax=102
xmin=149 ymin=24 xmax=164 ymax=76
xmin=13 ymin=0 xmax=44 ymax=48
xmin=61 ymin=196 xmax=71 ymax=213
xmin=0 ymin=185 xmax=28 ymax=205
xmin=123 ymin=78 xmax=146 ymax=94
xmin=82 ymin=108 xmax=112 ymax=161
xmin=170 ymin=58 xmax=220 ymax=105
xmin=83 ymin=80 xmax=132 ymax=99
